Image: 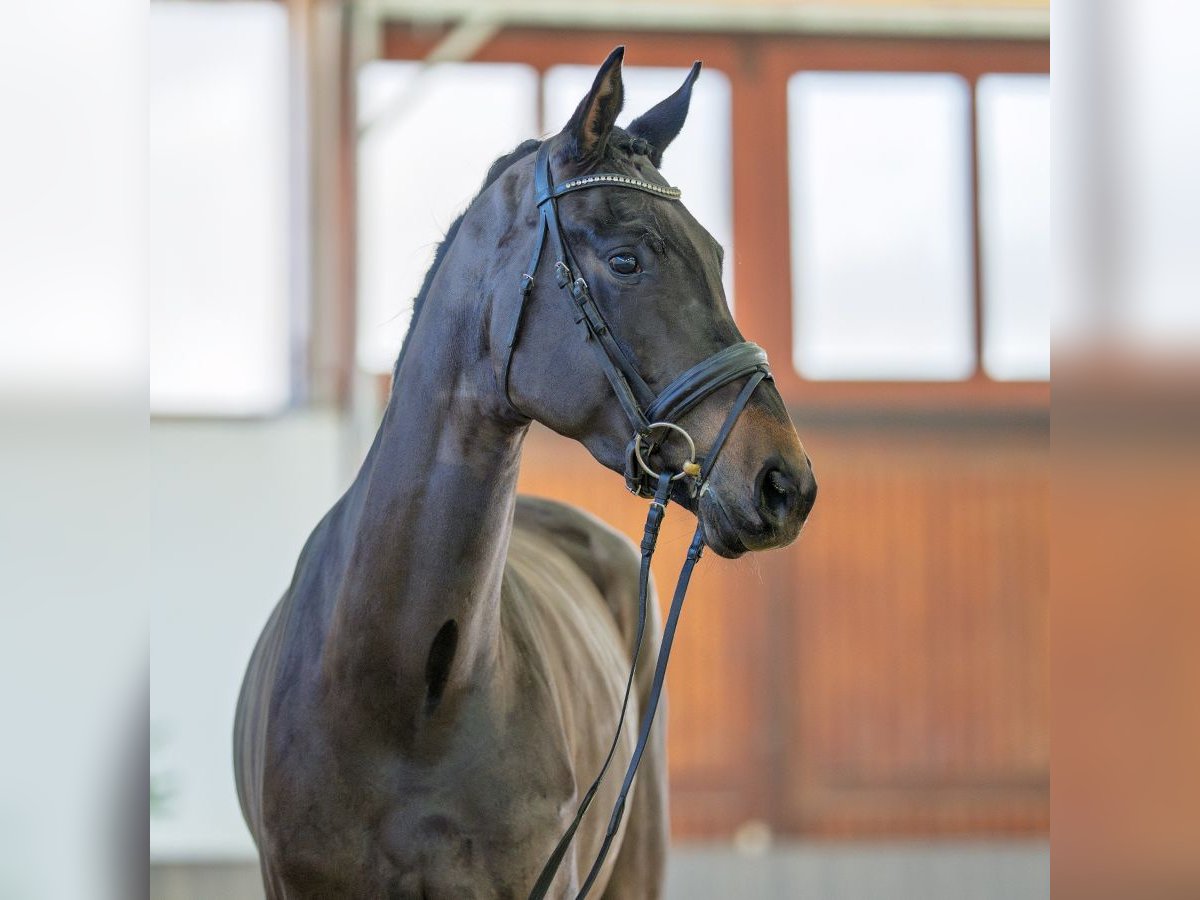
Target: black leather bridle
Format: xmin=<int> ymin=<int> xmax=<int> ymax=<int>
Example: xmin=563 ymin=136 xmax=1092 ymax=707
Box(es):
xmin=509 ymin=142 xmax=773 ymax=899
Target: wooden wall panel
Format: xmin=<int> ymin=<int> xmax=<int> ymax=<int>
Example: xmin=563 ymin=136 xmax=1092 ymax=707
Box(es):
xmin=778 ymin=422 xmax=1049 ymax=836
xmin=516 ymin=418 xmax=1048 ymax=839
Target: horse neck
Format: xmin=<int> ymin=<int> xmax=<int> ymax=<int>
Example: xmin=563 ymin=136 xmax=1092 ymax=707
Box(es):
xmin=323 ymin=241 xmax=525 ymax=732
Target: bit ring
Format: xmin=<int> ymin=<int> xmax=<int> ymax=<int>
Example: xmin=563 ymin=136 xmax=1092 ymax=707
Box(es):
xmin=634 ymin=422 xmax=698 ymax=482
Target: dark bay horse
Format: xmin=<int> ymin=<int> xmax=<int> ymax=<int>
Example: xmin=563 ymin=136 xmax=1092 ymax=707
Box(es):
xmin=234 ymin=48 xmax=816 ymax=898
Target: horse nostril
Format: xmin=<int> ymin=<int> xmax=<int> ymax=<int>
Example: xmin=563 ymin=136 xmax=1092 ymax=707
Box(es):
xmin=757 ymin=462 xmax=817 ymax=528
xmin=758 ymin=465 xmax=797 ymax=524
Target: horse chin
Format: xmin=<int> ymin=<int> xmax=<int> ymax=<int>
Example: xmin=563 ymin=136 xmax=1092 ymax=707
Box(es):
xmin=702 ymin=526 xmax=748 ymax=559
xmin=697 ymin=492 xmax=750 ymax=559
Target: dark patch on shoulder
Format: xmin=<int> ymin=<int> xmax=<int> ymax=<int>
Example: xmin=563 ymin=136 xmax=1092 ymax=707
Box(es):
xmin=424 ymin=619 xmax=458 ymax=713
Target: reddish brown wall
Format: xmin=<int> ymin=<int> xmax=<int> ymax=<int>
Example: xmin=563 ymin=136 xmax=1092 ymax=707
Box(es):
xmin=518 ymin=416 xmax=1048 ymax=839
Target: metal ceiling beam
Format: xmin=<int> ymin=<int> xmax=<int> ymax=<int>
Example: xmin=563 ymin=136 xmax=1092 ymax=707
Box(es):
xmin=357 ymin=10 xmax=503 ymax=139
xmin=369 ymin=0 xmax=1049 ymax=41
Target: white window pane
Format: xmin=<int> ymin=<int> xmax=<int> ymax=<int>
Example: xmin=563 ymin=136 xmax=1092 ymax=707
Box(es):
xmin=150 ymin=2 xmax=291 ymax=415
xmin=978 ymin=74 xmax=1050 ymax=380
xmin=543 ymin=65 xmax=735 ymax=310
xmin=1115 ymin=0 xmax=1200 ymax=344
xmin=357 ymin=63 xmax=537 ymax=374
xmin=788 ymin=72 xmax=974 ymax=380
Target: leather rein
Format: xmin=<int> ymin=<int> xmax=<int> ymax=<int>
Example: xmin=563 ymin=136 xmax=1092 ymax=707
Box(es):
xmin=508 ymin=142 xmax=772 ymax=899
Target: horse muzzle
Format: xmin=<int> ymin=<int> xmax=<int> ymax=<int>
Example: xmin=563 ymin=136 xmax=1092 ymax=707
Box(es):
xmin=698 ymin=454 xmax=817 ymax=558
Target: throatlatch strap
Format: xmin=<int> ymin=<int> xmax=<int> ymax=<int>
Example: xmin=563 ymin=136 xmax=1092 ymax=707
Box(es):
xmin=527 ymin=474 xmax=673 ymax=900
xmin=501 ymin=215 xmax=550 ymax=403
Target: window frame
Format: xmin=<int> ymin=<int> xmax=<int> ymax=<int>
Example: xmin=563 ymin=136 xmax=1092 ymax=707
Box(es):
xmin=377 ymin=26 xmax=1050 ymax=414
xmin=149 ymin=0 xmax=302 ymax=419
xmin=786 ymin=69 xmax=979 ymax=384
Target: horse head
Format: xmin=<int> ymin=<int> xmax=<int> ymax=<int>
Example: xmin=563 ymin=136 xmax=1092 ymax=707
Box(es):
xmin=494 ymin=48 xmax=815 ymax=557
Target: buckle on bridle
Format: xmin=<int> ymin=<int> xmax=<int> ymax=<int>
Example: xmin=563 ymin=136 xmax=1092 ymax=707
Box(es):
xmin=554 ymin=261 xmax=571 ymax=288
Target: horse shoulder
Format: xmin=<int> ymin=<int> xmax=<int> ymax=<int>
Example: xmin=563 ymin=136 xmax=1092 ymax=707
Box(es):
xmin=511 ymin=496 xmax=670 ymax=898
xmin=512 ymin=495 xmax=655 ymax=646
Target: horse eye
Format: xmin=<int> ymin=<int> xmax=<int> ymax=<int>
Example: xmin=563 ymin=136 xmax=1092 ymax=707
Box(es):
xmin=609 ymin=254 xmax=640 ymax=275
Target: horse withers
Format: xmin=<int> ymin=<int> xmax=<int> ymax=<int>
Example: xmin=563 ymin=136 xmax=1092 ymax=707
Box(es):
xmin=234 ymin=47 xmax=815 ymax=899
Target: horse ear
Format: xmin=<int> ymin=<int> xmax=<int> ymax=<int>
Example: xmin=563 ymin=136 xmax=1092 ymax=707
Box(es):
xmin=565 ymin=46 xmax=625 ymax=160
xmin=628 ymin=61 xmax=702 ymax=166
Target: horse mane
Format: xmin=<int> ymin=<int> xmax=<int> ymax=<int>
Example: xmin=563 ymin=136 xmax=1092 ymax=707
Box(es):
xmin=389 ymin=129 xmax=658 ymax=384
xmin=391 ymin=138 xmax=544 ymax=383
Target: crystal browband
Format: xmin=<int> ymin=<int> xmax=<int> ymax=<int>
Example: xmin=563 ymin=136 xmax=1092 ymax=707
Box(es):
xmin=541 ymin=173 xmax=683 ymax=203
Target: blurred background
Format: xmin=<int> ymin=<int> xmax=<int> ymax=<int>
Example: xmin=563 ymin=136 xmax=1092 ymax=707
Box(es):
xmin=147 ymin=0 xmax=1052 ymax=896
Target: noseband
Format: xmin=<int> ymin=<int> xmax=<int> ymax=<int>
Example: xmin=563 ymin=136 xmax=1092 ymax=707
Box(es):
xmin=511 ymin=142 xmax=772 ymax=899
